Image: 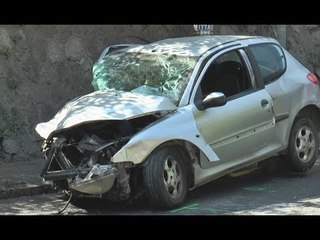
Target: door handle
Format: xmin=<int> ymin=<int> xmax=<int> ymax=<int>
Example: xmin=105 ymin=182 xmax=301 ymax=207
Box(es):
xmin=261 ymin=99 xmax=269 ymax=107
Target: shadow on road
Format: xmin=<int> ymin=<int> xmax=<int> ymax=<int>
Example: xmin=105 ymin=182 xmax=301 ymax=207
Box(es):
xmin=1 ymin=157 xmax=320 ymax=215
xmin=65 ymin=157 xmax=320 ymax=215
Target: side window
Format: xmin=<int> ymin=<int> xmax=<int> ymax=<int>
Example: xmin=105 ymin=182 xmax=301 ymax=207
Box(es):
xmin=248 ymin=43 xmax=286 ymax=84
xmin=199 ymin=50 xmax=252 ymax=99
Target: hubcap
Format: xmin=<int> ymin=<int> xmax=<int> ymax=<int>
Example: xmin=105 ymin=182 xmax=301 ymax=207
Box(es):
xmin=295 ymin=125 xmax=315 ymax=163
xmin=163 ymin=155 xmax=183 ymax=199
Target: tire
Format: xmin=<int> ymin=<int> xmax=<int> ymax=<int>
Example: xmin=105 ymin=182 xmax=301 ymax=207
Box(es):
xmin=286 ymin=117 xmax=319 ymax=172
xmin=143 ymin=145 xmax=188 ymax=209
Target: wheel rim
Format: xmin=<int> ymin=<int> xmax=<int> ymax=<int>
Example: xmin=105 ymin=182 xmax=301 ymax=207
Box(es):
xmin=163 ymin=155 xmax=183 ymax=200
xmin=295 ymin=125 xmax=316 ymax=163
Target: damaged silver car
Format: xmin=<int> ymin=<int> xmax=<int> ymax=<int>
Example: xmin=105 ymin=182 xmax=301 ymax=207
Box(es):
xmin=36 ymin=35 xmax=320 ymax=209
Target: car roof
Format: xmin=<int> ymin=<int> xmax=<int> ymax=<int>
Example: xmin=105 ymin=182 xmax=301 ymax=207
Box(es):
xmin=126 ymin=35 xmax=273 ymax=57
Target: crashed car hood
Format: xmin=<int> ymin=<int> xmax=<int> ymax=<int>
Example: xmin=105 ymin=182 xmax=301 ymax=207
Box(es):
xmin=35 ymin=89 xmax=177 ymax=139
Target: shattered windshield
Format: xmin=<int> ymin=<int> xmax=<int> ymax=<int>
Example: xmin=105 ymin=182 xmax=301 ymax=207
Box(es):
xmin=92 ymin=50 xmax=197 ymax=105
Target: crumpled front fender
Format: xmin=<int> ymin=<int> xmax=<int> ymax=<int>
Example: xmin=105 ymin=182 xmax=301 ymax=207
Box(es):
xmin=112 ymin=105 xmax=219 ymax=164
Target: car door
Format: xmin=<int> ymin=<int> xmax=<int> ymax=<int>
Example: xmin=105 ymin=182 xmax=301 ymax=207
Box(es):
xmin=193 ymin=48 xmax=276 ymax=163
xmin=246 ymin=43 xmax=289 ymax=148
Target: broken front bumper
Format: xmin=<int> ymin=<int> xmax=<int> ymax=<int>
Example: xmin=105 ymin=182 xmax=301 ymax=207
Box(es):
xmin=42 ymin=160 xmax=119 ymax=195
xmin=40 ymin=135 xmax=130 ymax=198
xmin=69 ymin=165 xmax=118 ymax=195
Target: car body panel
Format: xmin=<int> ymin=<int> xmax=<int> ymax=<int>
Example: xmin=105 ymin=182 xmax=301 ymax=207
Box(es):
xmin=193 ymin=141 xmax=280 ymax=187
xmin=264 ymin=49 xmax=320 ymax=149
xmin=35 ymin=89 xmax=177 ymax=139
xmin=193 ymin=89 xmax=275 ymax=163
xmin=127 ymin=35 xmax=254 ymax=57
xmin=112 ymin=105 xmax=220 ymax=164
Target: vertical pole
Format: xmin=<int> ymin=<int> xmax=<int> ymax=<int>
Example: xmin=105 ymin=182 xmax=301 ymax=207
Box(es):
xmin=275 ymin=25 xmax=286 ymax=48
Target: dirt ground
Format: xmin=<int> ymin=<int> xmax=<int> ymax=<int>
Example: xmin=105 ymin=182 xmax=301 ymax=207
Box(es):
xmin=0 ymin=25 xmax=319 ymax=164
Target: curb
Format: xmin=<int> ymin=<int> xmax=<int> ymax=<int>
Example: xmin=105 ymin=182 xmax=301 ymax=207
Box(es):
xmin=0 ymin=184 xmax=57 ymax=200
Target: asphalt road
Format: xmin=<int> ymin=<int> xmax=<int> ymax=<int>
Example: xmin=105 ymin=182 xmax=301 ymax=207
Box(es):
xmin=1 ymin=157 xmax=320 ymax=215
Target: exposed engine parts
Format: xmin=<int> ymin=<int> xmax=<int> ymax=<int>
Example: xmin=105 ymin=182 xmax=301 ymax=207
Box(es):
xmin=40 ymin=115 xmax=160 ymax=201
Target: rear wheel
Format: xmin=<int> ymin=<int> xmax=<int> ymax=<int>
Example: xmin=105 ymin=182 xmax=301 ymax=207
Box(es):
xmin=286 ymin=117 xmax=319 ymax=172
xmin=143 ymin=146 xmax=188 ymax=209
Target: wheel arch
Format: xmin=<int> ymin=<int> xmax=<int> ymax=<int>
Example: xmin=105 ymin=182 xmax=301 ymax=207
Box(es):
xmin=142 ymin=140 xmax=199 ymax=190
xmin=282 ymin=104 xmax=320 ymax=153
xmin=112 ymin=106 xmax=220 ymax=165
xmin=296 ymin=105 xmax=320 ymax=131
xmin=284 ymin=114 xmax=319 ymax=172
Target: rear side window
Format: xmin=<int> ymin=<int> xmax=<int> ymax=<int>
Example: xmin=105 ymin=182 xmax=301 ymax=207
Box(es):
xmin=248 ymin=43 xmax=286 ymax=84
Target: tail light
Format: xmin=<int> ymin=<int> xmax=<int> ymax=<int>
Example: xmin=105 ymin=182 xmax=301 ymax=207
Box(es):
xmin=307 ymin=73 xmax=318 ymax=85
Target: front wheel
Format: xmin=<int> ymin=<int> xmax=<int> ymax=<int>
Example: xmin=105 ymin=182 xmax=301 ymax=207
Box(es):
xmin=286 ymin=117 xmax=319 ymax=172
xmin=143 ymin=146 xmax=188 ymax=209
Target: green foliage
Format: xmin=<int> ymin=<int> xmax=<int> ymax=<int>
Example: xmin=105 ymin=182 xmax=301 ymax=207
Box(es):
xmin=0 ymin=150 xmax=4 ymax=161
xmin=0 ymin=45 xmax=10 ymax=60
xmin=0 ymin=128 xmax=5 ymax=139
xmin=0 ymin=129 xmax=4 ymax=160
xmin=10 ymin=34 xmax=23 ymax=44
xmin=6 ymin=77 xmax=21 ymax=90
xmin=0 ymin=107 xmax=25 ymax=137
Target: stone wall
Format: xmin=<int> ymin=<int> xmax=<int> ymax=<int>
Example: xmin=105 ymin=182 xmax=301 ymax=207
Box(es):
xmin=0 ymin=25 xmax=194 ymax=163
xmin=0 ymin=25 xmax=319 ymax=163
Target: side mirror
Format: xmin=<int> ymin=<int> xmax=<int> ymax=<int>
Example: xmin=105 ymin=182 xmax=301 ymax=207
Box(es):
xmin=201 ymin=92 xmax=227 ymax=110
